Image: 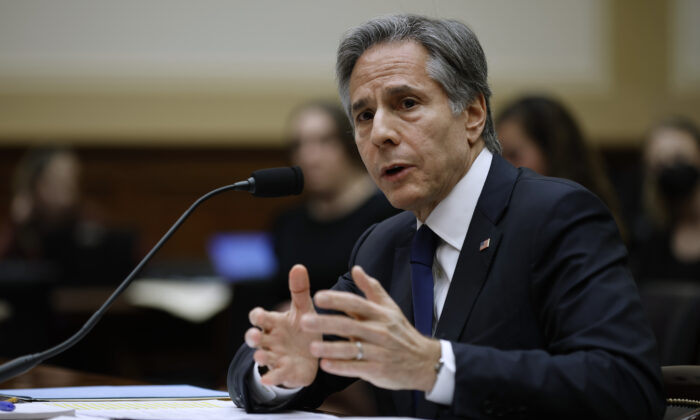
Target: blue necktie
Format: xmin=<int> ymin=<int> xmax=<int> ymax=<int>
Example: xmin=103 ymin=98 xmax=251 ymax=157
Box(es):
xmin=410 ymin=225 xmax=439 ymax=415
xmin=410 ymin=224 xmax=439 ymax=336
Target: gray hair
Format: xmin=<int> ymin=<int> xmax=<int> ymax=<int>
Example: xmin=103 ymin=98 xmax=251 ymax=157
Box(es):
xmin=336 ymin=14 xmax=501 ymax=154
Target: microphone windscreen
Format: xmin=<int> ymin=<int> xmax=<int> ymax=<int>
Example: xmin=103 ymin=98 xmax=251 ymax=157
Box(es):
xmin=250 ymin=166 xmax=304 ymax=197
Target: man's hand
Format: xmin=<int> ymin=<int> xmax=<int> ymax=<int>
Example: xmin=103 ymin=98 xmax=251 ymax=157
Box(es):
xmin=301 ymin=266 xmax=442 ymax=392
xmin=245 ymin=264 xmax=321 ymax=388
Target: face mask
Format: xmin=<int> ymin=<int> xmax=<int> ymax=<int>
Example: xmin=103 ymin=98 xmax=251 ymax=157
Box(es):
xmin=656 ymin=162 xmax=700 ymax=201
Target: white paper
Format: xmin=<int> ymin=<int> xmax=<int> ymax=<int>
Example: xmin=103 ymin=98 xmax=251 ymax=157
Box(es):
xmin=46 ymin=400 xmax=338 ymax=420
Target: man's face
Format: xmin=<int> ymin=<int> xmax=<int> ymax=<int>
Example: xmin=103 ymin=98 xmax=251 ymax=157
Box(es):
xmin=349 ymin=41 xmax=483 ymax=221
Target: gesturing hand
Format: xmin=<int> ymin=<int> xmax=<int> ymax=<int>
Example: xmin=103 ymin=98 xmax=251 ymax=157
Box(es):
xmin=244 ymin=264 xmax=321 ymax=388
xmin=301 ymin=266 xmax=442 ymax=392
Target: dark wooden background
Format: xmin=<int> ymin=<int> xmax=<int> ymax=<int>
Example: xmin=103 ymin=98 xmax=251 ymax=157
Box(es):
xmin=0 ymin=146 xmax=303 ymax=259
xmin=0 ymin=144 xmax=642 ymax=259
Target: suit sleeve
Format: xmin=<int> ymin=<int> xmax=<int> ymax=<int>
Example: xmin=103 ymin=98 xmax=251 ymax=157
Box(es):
xmin=226 ymin=224 xmax=378 ymax=413
xmin=445 ymin=188 xmax=665 ymax=420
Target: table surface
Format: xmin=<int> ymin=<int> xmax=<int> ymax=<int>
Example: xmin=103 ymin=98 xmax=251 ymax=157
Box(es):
xmin=0 ymin=363 xmax=147 ymax=389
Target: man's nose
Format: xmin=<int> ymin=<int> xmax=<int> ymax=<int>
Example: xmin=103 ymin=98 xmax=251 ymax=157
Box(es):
xmin=370 ymin=109 xmax=400 ymax=147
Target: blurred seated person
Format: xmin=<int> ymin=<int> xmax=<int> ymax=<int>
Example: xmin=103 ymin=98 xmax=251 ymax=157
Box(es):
xmin=271 ymin=101 xmax=398 ymax=302
xmin=495 ymin=95 xmax=624 ymax=236
xmin=632 ymin=117 xmax=700 ymax=282
xmin=230 ymin=101 xmax=397 ymax=415
xmin=0 ymin=146 xmax=137 ymax=286
xmin=229 ymin=101 xmax=397 ymax=337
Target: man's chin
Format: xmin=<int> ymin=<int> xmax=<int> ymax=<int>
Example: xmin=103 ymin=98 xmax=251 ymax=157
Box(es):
xmin=383 ymin=191 xmax=421 ymax=213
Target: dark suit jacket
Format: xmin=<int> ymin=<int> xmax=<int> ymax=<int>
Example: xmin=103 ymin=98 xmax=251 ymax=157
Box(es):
xmin=228 ymin=155 xmax=665 ymax=419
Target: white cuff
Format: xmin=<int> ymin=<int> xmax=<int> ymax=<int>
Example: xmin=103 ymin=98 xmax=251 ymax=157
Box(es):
xmin=248 ymin=362 xmax=303 ymax=404
xmin=424 ymin=339 xmax=455 ymax=406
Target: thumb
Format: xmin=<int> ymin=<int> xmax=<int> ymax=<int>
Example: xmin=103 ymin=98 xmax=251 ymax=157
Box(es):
xmin=289 ymin=264 xmax=314 ymax=314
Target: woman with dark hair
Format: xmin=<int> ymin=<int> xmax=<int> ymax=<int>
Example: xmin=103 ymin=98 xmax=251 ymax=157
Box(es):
xmin=1 ymin=147 xmax=84 ymax=259
xmin=633 ymin=116 xmax=700 ymax=281
xmin=495 ymin=95 xmax=624 ymax=234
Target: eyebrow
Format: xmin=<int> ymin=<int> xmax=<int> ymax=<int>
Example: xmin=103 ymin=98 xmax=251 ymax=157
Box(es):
xmin=351 ymin=98 xmax=368 ymax=114
xmin=350 ymin=84 xmax=417 ymax=114
xmin=386 ymin=85 xmax=415 ymax=97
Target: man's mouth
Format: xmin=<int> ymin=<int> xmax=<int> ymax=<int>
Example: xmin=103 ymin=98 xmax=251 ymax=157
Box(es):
xmin=385 ymin=165 xmax=405 ymax=175
xmin=382 ymin=164 xmax=411 ymax=180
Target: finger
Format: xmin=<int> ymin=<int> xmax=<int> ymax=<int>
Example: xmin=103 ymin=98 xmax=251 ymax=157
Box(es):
xmin=352 ymin=265 xmax=394 ymax=306
xmin=260 ymin=365 xmax=305 ymax=388
xmin=309 ymin=340 xmax=378 ymax=361
xmin=259 ymin=369 xmax=283 ymax=387
xmin=246 ymin=314 xmax=288 ymax=350
xmin=253 ymin=349 xmax=278 ymax=368
xmin=244 ymin=327 xmax=262 ymax=348
xmin=248 ymin=307 xmax=276 ymax=331
xmin=301 ymin=313 xmax=385 ymax=343
xmin=313 ymin=290 xmax=381 ymax=320
xmin=289 ymin=264 xmax=314 ymax=314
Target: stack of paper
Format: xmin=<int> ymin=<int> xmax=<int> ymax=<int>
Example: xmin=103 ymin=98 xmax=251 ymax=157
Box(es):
xmin=0 ymin=402 xmax=74 ymax=419
xmin=48 ymin=399 xmax=338 ymax=419
xmin=0 ymin=385 xmax=412 ymax=420
xmin=0 ymin=385 xmax=229 ymax=402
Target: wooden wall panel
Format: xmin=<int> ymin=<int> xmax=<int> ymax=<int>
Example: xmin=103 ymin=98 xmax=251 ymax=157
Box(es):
xmin=0 ymin=144 xmax=643 ymax=264
xmin=0 ymin=146 xmax=302 ymax=260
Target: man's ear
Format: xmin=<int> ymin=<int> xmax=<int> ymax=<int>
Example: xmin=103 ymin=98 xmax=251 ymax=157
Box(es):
xmin=463 ymin=94 xmax=487 ymax=146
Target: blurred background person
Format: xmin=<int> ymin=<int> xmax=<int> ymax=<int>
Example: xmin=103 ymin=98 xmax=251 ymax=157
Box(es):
xmin=632 ymin=117 xmax=700 ymax=282
xmin=0 ymin=146 xmax=136 ymax=286
xmin=0 ymin=146 xmax=137 ymax=361
xmin=271 ymin=100 xmax=398 ymax=301
xmin=229 ymin=100 xmax=397 ymax=415
xmin=495 ymin=95 xmax=625 ymax=237
xmin=2 ymin=147 xmax=88 ymax=260
xmin=230 ymin=100 xmax=398 ymax=330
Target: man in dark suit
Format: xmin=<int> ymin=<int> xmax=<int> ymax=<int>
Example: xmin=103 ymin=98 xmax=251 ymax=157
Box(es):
xmin=228 ymin=14 xmax=665 ymax=419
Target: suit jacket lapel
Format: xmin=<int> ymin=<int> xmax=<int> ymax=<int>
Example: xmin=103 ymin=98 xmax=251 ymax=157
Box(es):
xmin=434 ymin=210 xmax=502 ymax=341
xmin=434 ymin=154 xmax=516 ymax=341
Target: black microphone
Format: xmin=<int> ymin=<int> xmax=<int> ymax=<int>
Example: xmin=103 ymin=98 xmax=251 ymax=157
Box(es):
xmin=0 ymin=166 xmax=303 ymax=383
xmin=231 ymin=166 xmax=304 ymax=197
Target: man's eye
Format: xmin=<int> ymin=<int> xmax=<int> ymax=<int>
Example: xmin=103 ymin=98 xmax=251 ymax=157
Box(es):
xmin=401 ymin=98 xmax=417 ymax=109
xmin=357 ymin=111 xmax=374 ymax=122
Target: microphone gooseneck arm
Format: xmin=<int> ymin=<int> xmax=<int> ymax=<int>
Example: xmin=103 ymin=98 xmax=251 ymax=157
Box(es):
xmin=0 ymin=183 xmax=243 ymax=383
xmin=0 ymin=167 xmax=302 ymax=383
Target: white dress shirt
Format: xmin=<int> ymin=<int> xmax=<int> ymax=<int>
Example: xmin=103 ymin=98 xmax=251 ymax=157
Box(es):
xmin=249 ymin=149 xmax=493 ymax=406
xmin=421 ymin=148 xmax=492 ymax=404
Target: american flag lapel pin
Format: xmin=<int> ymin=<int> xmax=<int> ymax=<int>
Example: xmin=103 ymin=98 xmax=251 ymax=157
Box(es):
xmin=479 ymin=238 xmax=491 ymax=252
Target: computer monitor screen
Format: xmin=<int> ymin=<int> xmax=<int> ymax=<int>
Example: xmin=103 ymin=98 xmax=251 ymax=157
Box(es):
xmin=207 ymin=232 xmax=277 ymax=282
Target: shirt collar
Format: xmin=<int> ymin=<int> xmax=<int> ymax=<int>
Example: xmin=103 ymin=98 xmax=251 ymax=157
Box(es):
xmin=417 ymin=148 xmax=492 ymax=251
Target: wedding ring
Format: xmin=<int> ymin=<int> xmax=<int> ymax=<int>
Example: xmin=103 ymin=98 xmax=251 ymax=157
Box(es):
xmin=355 ymin=341 xmax=364 ymax=361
